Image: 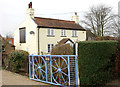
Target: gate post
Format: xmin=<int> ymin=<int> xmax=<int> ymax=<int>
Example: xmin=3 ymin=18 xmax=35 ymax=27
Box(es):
xmin=32 ymin=55 xmax=35 ymax=79
xmin=50 ymin=56 xmax=52 ymax=83
xmin=75 ymin=42 xmax=80 ymax=86
xmin=75 ymin=56 xmax=78 ymax=86
xmin=45 ymin=59 xmax=47 ymax=81
xmin=29 ymin=55 xmax=31 ymax=79
xmin=68 ymin=56 xmax=70 ymax=86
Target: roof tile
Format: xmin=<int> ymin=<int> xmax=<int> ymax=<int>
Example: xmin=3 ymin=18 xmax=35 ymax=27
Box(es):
xmin=34 ymin=17 xmax=85 ymax=30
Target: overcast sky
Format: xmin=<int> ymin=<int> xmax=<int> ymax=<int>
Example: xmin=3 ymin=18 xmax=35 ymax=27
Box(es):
xmin=0 ymin=0 xmax=120 ymax=37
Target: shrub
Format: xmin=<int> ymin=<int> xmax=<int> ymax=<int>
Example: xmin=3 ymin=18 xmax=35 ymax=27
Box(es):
xmin=51 ymin=44 xmax=73 ymax=55
xmin=18 ymin=50 xmax=29 ymax=73
xmin=9 ymin=50 xmax=29 ymax=73
xmin=95 ymin=36 xmax=117 ymax=40
xmin=115 ymin=40 xmax=120 ymax=77
xmin=78 ymin=41 xmax=117 ymax=86
xmin=9 ymin=51 xmax=24 ymax=72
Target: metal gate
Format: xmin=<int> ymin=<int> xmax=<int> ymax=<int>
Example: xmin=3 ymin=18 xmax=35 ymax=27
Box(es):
xmin=29 ymin=55 xmax=78 ymax=86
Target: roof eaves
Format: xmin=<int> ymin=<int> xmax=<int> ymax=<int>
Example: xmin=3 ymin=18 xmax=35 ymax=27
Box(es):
xmin=37 ymin=26 xmax=86 ymax=31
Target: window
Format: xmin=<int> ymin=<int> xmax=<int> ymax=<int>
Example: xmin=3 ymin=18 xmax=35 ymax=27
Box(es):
xmin=19 ymin=27 xmax=26 ymax=43
xmin=2 ymin=45 xmax=5 ymax=52
xmin=72 ymin=30 xmax=77 ymax=37
xmin=61 ymin=30 xmax=66 ymax=36
xmin=47 ymin=29 xmax=54 ymax=36
xmin=48 ymin=44 xmax=54 ymax=53
xmin=8 ymin=41 xmax=12 ymax=44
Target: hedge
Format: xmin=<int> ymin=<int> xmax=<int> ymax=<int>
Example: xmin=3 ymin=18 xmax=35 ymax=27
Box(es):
xmin=78 ymin=41 xmax=118 ymax=86
xmin=9 ymin=50 xmax=29 ymax=73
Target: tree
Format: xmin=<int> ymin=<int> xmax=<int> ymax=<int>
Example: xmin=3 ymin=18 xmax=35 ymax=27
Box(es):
xmin=5 ymin=32 xmax=13 ymax=38
xmin=81 ymin=5 xmax=116 ymax=37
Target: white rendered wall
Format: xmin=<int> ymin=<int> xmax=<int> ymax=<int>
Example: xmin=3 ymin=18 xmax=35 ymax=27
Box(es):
xmin=14 ymin=16 xmax=38 ymax=55
xmin=39 ymin=28 xmax=86 ymax=55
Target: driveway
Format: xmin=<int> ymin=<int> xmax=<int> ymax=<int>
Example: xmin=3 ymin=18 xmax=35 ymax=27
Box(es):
xmin=0 ymin=70 xmax=56 ymax=86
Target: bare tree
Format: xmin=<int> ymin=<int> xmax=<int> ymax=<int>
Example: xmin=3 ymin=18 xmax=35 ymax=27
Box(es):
xmin=5 ymin=32 xmax=13 ymax=38
xmin=81 ymin=5 xmax=116 ymax=37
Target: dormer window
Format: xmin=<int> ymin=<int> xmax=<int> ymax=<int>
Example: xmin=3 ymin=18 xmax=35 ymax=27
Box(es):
xmin=47 ymin=28 xmax=54 ymax=37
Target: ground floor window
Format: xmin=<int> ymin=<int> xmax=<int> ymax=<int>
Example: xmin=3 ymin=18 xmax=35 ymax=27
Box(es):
xmin=48 ymin=44 xmax=54 ymax=53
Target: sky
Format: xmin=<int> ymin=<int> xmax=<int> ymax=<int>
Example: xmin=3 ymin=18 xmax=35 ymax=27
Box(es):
xmin=0 ymin=0 xmax=120 ymax=37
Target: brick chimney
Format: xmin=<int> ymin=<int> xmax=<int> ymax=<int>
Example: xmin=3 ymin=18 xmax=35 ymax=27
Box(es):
xmin=72 ymin=12 xmax=79 ymax=24
xmin=27 ymin=2 xmax=34 ymax=18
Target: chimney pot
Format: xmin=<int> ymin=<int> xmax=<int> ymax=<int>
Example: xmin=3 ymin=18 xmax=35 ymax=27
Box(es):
xmin=27 ymin=2 xmax=34 ymax=18
xmin=29 ymin=2 xmax=32 ymax=8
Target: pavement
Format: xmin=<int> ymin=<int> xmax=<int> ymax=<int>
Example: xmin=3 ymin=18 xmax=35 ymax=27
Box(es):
xmin=0 ymin=69 xmax=55 ymax=86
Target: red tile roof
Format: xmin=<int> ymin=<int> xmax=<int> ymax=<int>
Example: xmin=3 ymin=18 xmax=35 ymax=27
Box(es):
xmin=34 ymin=17 xmax=85 ymax=30
xmin=6 ymin=38 xmax=14 ymax=45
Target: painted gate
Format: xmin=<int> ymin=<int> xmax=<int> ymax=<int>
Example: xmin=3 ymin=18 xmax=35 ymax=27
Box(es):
xmin=29 ymin=55 xmax=78 ymax=86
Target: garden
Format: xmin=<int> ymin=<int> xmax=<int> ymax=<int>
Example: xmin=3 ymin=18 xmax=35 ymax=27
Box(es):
xmin=2 ymin=40 xmax=120 ymax=87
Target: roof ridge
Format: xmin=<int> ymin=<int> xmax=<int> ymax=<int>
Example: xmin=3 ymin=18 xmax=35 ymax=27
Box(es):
xmin=34 ymin=17 xmax=75 ymax=23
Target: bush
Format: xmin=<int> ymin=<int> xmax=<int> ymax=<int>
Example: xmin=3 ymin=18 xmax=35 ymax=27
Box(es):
xmin=51 ymin=44 xmax=73 ymax=55
xmin=18 ymin=50 xmax=29 ymax=73
xmin=78 ymin=41 xmax=117 ymax=86
xmin=115 ymin=40 xmax=120 ymax=77
xmin=95 ymin=36 xmax=117 ymax=40
xmin=9 ymin=50 xmax=29 ymax=73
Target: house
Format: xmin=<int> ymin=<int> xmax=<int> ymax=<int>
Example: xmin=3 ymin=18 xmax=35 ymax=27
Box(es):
xmin=0 ymin=35 xmax=15 ymax=67
xmin=1 ymin=37 xmax=15 ymax=57
xmin=14 ymin=2 xmax=86 ymax=55
xmin=86 ymin=30 xmax=96 ymax=41
xmin=5 ymin=38 xmax=14 ymax=45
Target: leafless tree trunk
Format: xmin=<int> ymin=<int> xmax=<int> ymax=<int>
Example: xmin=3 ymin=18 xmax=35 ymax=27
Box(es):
xmin=81 ymin=5 xmax=115 ymax=37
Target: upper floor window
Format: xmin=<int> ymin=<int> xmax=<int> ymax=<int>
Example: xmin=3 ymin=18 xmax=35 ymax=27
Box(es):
xmin=61 ymin=30 xmax=66 ymax=37
xmin=47 ymin=29 xmax=54 ymax=36
xmin=19 ymin=27 xmax=26 ymax=43
xmin=72 ymin=30 xmax=77 ymax=37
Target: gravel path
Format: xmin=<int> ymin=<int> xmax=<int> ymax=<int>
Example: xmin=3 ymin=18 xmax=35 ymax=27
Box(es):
xmin=0 ymin=70 xmax=52 ymax=86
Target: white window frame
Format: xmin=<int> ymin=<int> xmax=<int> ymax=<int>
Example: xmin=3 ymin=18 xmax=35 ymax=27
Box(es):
xmin=61 ymin=29 xmax=66 ymax=36
xmin=48 ymin=44 xmax=54 ymax=53
xmin=47 ymin=28 xmax=54 ymax=36
xmin=72 ymin=30 xmax=77 ymax=37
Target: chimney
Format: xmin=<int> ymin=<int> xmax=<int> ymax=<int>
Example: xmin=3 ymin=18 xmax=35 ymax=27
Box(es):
xmin=27 ymin=2 xmax=34 ymax=18
xmin=72 ymin=12 xmax=79 ymax=24
xmin=29 ymin=2 xmax=32 ymax=8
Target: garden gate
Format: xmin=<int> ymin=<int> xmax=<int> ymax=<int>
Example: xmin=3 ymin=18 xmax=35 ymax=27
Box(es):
xmin=29 ymin=55 xmax=78 ymax=86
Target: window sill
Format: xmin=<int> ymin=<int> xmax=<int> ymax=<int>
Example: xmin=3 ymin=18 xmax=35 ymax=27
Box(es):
xmin=72 ymin=36 xmax=78 ymax=37
xmin=47 ymin=35 xmax=55 ymax=37
xmin=20 ymin=42 xmax=26 ymax=43
xmin=60 ymin=36 xmax=67 ymax=37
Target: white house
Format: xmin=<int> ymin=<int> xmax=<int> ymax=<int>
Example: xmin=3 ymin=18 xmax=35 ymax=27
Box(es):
xmin=14 ymin=2 xmax=86 ymax=55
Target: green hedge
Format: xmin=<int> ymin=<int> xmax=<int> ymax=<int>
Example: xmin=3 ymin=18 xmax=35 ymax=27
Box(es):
xmin=9 ymin=50 xmax=29 ymax=73
xmin=78 ymin=41 xmax=117 ymax=86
